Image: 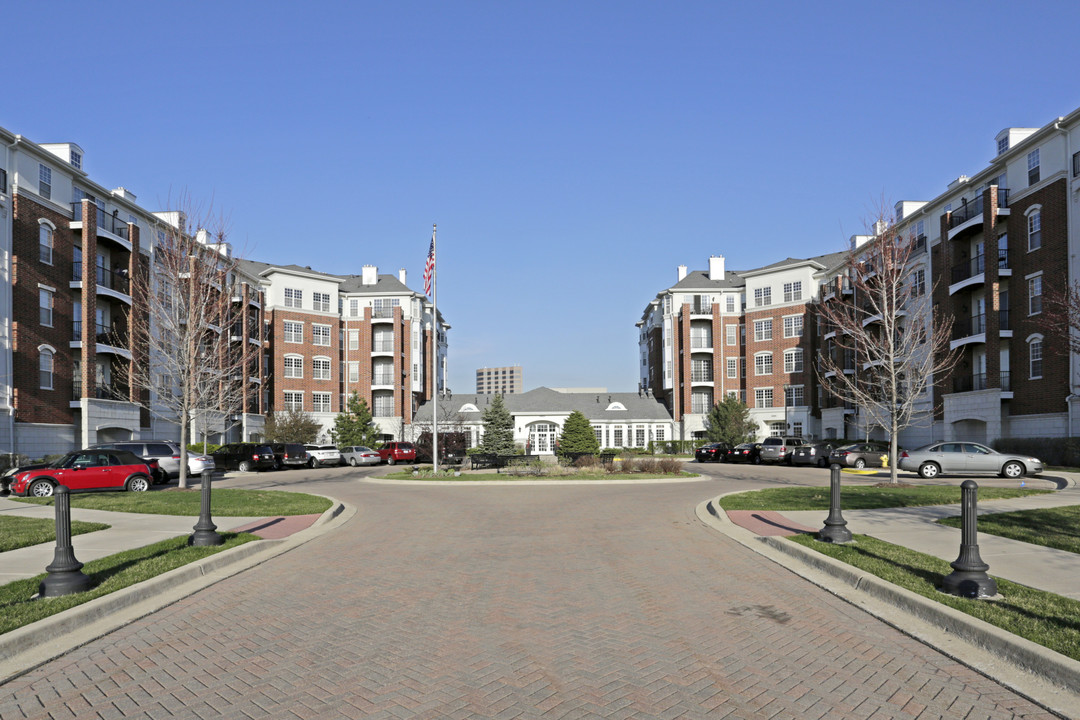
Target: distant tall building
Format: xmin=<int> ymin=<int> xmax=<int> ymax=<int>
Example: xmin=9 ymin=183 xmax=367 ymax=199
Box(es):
xmin=476 ymin=365 xmax=522 ymax=395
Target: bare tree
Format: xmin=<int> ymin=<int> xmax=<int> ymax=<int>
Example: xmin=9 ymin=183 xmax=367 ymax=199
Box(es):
xmin=815 ymin=217 xmax=959 ymax=483
xmin=122 ymin=199 xmax=250 ymax=488
xmin=1040 ymin=280 xmax=1080 ymax=354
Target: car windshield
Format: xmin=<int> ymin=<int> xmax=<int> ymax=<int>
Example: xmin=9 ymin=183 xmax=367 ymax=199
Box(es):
xmin=50 ymin=454 xmax=77 ymax=468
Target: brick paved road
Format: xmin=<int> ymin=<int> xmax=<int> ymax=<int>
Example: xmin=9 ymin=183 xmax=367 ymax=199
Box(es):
xmin=0 ymin=473 xmax=1058 ymax=719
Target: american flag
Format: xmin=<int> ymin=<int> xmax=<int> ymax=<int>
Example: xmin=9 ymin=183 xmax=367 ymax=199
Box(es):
xmin=423 ymin=232 xmax=435 ymax=297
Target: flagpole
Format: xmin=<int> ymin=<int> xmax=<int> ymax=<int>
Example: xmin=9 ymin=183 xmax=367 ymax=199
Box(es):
xmin=431 ymin=224 xmax=438 ymax=474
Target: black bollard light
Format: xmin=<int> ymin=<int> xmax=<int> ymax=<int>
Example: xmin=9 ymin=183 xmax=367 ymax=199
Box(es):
xmin=818 ymin=464 xmax=852 ymax=543
xmin=39 ymin=485 xmax=94 ymax=597
xmin=190 ymin=469 xmax=223 ymax=546
xmin=942 ymin=479 xmax=997 ymax=598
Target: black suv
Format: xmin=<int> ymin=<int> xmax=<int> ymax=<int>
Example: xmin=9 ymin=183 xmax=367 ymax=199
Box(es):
xmin=269 ymin=443 xmax=309 ymax=470
xmin=211 ymin=443 xmax=276 ymax=472
xmin=695 ymin=442 xmax=731 ymax=463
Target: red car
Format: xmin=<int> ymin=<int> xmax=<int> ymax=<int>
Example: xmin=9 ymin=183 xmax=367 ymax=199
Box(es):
xmin=8 ymin=449 xmax=154 ymax=497
xmin=377 ymin=442 xmax=417 ymax=465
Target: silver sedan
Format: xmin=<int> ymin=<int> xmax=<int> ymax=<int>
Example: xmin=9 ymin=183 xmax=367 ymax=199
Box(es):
xmin=340 ymin=446 xmax=381 ymax=467
xmin=898 ymin=442 xmax=1043 ymax=479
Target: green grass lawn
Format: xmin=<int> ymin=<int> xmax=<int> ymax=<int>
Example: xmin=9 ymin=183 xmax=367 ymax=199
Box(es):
xmin=717 ymin=485 xmax=1049 ymax=512
xmin=0 ymin=533 xmax=257 ymax=635
xmin=938 ymin=505 xmax=1080 ymax=555
xmin=789 ymin=533 xmax=1080 ymax=661
xmin=12 ymin=489 xmax=333 ymax=517
xmin=0 ymin=516 xmax=111 ymax=553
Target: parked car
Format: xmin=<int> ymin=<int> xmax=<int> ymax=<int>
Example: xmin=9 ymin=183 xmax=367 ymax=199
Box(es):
xmin=304 ymin=444 xmax=342 ymax=468
xmin=8 ymin=449 xmax=155 ymax=497
xmin=695 ymin=442 xmax=732 ymax=463
xmin=759 ymin=436 xmax=804 ymax=465
xmin=211 ymin=443 xmax=276 ymax=472
xmin=378 ymin=441 xmax=417 ymax=465
xmin=829 ymin=441 xmax=893 ymax=469
xmin=340 ymin=446 xmax=381 ymax=466
xmin=269 ymin=443 xmax=309 ymax=470
xmin=725 ymin=442 xmax=763 ymax=464
xmin=414 ymin=432 xmax=467 ymax=464
xmin=90 ymin=441 xmax=214 ymax=482
xmin=790 ymin=442 xmax=836 ymax=468
xmin=899 ymin=442 xmax=1044 ymax=479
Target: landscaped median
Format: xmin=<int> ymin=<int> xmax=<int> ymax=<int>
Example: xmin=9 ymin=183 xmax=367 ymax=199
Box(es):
xmin=712 ymin=486 xmax=1080 ymax=663
xmin=383 ymin=456 xmax=696 ymax=481
xmin=1 ymin=489 xmax=335 ymax=637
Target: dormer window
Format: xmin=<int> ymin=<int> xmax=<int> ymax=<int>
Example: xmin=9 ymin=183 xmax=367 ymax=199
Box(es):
xmin=997 ymin=136 xmax=1009 ymax=155
xmin=459 ymin=403 xmax=479 ymax=413
xmin=70 ymin=150 xmax=82 ymax=170
xmin=606 ymin=401 xmax=627 ymax=411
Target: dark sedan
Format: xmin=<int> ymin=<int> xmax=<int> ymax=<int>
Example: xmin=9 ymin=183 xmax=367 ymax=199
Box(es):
xmin=791 ymin=442 xmax=836 ymax=468
xmin=695 ymin=442 xmax=731 ymax=463
xmin=829 ymin=441 xmax=892 ymax=469
xmin=725 ymin=443 xmax=763 ymax=464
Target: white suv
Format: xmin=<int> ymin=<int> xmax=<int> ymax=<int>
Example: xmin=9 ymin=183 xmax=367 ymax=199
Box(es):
xmin=304 ymin=444 xmax=342 ymax=468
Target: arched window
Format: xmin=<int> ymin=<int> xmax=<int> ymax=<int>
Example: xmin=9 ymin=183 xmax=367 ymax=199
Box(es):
xmin=38 ymin=219 xmax=55 ymax=264
xmin=459 ymin=403 xmax=479 ymax=413
xmin=283 ymin=354 xmax=303 ymax=379
xmin=312 ymin=356 xmax=331 ymax=380
xmin=39 ymin=345 xmax=55 ymax=389
xmin=1026 ymin=206 xmax=1042 ymax=251
xmin=754 ymin=352 xmax=773 ymax=376
xmin=1028 ymin=334 xmax=1044 ymax=379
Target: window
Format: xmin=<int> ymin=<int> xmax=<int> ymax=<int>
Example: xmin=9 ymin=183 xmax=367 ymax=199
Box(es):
xmin=348 ymin=361 xmax=359 ymax=383
xmin=997 ymin=136 xmax=1009 ymax=155
xmin=1027 ymin=209 xmax=1041 ymax=251
xmin=792 ymin=422 xmax=803 ymax=437
xmin=655 ymin=427 xmax=665 ymax=443
xmin=726 ymin=324 xmax=737 ymax=346
xmin=727 ymin=358 xmax=737 ymax=379
xmin=594 ymin=427 xmax=603 ymax=445
xmin=349 ymin=298 xmax=359 ymax=316
xmin=283 ymin=391 xmax=303 ymax=411
xmin=755 ymin=388 xmax=774 ymax=408
xmin=39 ymin=222 xmax=54 ymax=264
xmin=1027 ymin=149 xmax=1040 ymax=186
xmin=691 ymin=358 xmax=712 ymax=382
xmin=784 ymin=349 xmax=804 ymax=374
xmin=284 ymin=288 xmax=302 ymax=308
xmin=373 ymin=394 xmax=394 ymax=417
xmin=348 ymin=329 xmax=359 ymax=350
xmin=312 ymin=392 xmax=332 ymax=413
xmin=39 ymin=287 xmax=54 ymax=326
xmin=1028 ymin=275 xmax=1042 ymax=315
xmin=635 ymin=427 xmax=646 ymax=447
xmin=782 ymin=315 xmax=803 ymax=338
xmin=1029 ymin=336 xmax=1043 ymax=379
xmin=613 ymin=428 xmax=624 ymax=447
xmin=755 ymin=353 xmax=773 ymax=376
xmin=753 ymin=319 xmax=772 ymax=342
xmin=726 ymin=295 xmax=735 ymax=313
xmin=39 ymin=347 xmax=54 ymax=390
xmin=313 ymin=292 xmax=330 ymax=312
xmin=754 ymin=287 xmax=772 ymax=307
xmin=284 ymin=321 xmax=303 ymax=343
xmin=911 ymin=268 xmax=926 ymax=297
xmin=283 ymin=355 xmax=303 ymax=378
xmin=312 ymin=324 xmax=331 ymax=346
xmin=785 ymin=385 xmax=804 ymax=407
xmin=39 ymin=164 xmax=51 ymax=200
xmin=783 ymin=281 xmax=802 ymax=303
xmin=313 ymin=357 xmax=331 ymax=380
xmin=0 ymin=167 xmax=7 ymax=194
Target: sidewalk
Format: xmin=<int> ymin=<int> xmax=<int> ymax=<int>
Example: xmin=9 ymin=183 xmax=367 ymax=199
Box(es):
xmin=0 ymin=496 xmax=320 ymax=584
xmin=725 ymin=472 xmax=1080 ymax=600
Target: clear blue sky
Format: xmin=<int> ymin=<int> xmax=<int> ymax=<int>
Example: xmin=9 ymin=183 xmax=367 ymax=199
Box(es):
xmin=6 ymin=1 xmax=1080 ymax=393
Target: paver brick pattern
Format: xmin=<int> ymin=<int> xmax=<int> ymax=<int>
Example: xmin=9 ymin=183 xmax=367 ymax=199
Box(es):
xmin=1 ymin=479 xmax=1057 ymax=719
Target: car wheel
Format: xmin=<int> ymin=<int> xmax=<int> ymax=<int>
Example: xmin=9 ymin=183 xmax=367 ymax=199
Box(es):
xmin=1002 ymin=461 xmax=1025 ymax=479
xmin=349 ymin=457 xmax=357 ymax=467
xmin=854 ymin=458 xmax=866 ymax=469
xmin=238 ymin=460 xmax=253 ymax=473
xmin=388 ymin=456 xmax=396 ymax=466
xmin=28 ymin=479 xmax=55 ymax=497
xmin=751 ymin=455 xmax=761 ymax=465
xmin=785 ymin=455 xmax=793 ymax=466
xmin=918 ymin=462 xmax=940 ymax=479
xmin=308 ymin=457 xmax=317 ymax=468
xmin=126 ymin=476 xmax=150 ymax=492
xmin=275 ymin=460 xmax=283 ymax=471
xmin=817 ymin=458 xmax=828 ymax=468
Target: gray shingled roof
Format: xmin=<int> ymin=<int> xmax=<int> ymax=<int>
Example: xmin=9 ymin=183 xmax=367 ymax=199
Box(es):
xmin=669 ymin=269 xmax=746 ymax=291
xmin=233 ymin=258 xmax=419 ymax=295
xmin=413 ymin=387 xmax=673 ymax=423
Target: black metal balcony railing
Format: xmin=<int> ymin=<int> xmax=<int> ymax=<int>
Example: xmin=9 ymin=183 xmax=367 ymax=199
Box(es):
xmin=72 ymin=380 xmax=128 ymax=401
xmin=71 ymin=203 xmax=132 ymax=240
xmin=689 ymin=301 xmax=712 ymax=315
xmin=999 ymin=309 xmax=1010 ymax=331
xmin=997 ymin=188 xmax=1010 ymax=208
xmin=951 ymin=253 xmax=986 ymax=284
xmin=72 ymin=262 xmax=131 ymax=295
xmin=690 ymin=371 xmax=713 ymax=382
xmin=953 ymin=313 xmax=986 ymax=339
xmin=952 ymin=371 xmax=1012 ymax=394
xmin=72 ymin=320 xmax=126 ymax=346
xmin=997 ymin=248 xmax=1010 ymax=269
xmin=948 ymin=195 xmax=985 ymax=229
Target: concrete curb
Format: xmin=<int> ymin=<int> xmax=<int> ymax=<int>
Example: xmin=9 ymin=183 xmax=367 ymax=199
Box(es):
xmin=695 ymin=495 xmax=1080 ymax=718
xmin=0 ymin=497 xmax=355 ymax=686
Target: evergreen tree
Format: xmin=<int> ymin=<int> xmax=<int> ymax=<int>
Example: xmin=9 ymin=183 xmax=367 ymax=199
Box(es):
xmin=557 ymin=410 xmax=599 ymax=457
xmin=478 ymin=394 xmax=516 ymax=454
xmin=264 ymin=408 xmax=322 ymax=444
xmin=703 ymin=395 xmax=758 ymax=446
xmin=333 ymin=392 xmax=382 ymax=448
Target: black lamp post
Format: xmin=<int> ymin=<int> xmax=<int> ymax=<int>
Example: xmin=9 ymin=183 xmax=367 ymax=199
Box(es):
xmin=39 ymin=485 xmax=94 ymax=597
xmin=942 ymin=480 xmax=997 ymax=598
xmin=818 ymin=463 xmax=852 ymax=543
xmin=190 ymin=469 xmax=223 ymax=546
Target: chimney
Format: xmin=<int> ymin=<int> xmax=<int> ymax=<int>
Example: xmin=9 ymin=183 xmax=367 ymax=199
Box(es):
xmin=709 ymin=255 xmax=725 ymax=281
xmin=399 ymin=268 xmax=407 ymax=285
xmin=677 ymin=265 xmax=688 ymax=281
xmin=362 ymin=265 xmax=378 ymax=286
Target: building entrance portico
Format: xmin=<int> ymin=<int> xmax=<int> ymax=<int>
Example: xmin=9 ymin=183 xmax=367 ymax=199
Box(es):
xmin=527 ymin=422 xmax=559 ymax=455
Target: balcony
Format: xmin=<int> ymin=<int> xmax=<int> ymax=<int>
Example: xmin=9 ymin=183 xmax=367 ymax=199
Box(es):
xmin=953 ymin=313 xmax=986 ymax=340
xmin=952 ymin=371 xmax=1012 ymax=394
xmin=372 ymin=341 xmax=395 ymax=353
xmin=372 ymin=372 xmax=396 ymax=385
xmin=70 ymin=203 xmax=133 ymax=250
xmin=951 ymin=253 xmax=986 ymax=285
xmin=372 ymin=307 xmax=396 ymax=321
xmin=948 ymin=195 xmax=984 ymax=230
xmin=912 ymin=234 xmax=927 ymax=253
xmin=689 ymin=337 xmax=713 ymax=350
xmin=72 ymin=261 xmax=132 ymax=301
xmin=72 ymin=380 xmax=129 ymax=401
xmin=690 ymin=371 xmax=714 ymax=383
xmin=72 ymin=321 xmax=128 ymax=349
xmin=687 ymin=300 xmax=712 ymax=316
